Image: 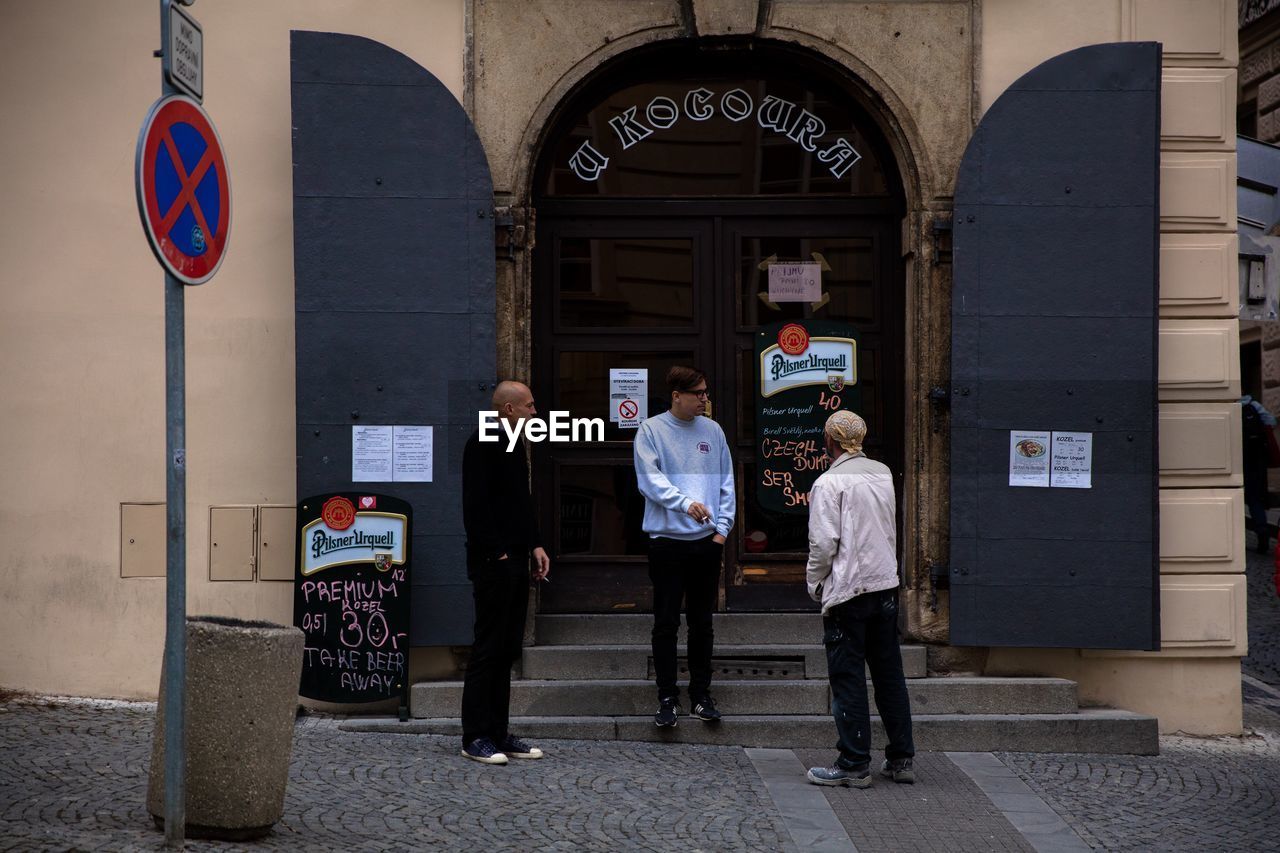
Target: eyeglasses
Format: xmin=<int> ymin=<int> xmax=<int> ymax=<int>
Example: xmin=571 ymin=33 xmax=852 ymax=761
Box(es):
xmin=682 ymin=388 xmax=709 ymax=398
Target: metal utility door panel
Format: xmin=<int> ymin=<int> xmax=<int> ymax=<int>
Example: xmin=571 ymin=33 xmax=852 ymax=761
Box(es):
xmin=949 ymin=42 xmax=1161 ymax=650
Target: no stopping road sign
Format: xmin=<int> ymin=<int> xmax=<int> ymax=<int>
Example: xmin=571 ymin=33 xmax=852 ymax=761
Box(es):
xmin=135 ymin=95 xmax=230 ymax=284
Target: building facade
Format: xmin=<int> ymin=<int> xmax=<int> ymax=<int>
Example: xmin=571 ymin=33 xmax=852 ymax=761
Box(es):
xmin=0 ymin=0 xmax=1247 ymax=734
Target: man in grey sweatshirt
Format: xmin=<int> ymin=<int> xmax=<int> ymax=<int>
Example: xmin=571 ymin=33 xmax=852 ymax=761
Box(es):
xmin=633 ymin=366 xmax=736 ymax=727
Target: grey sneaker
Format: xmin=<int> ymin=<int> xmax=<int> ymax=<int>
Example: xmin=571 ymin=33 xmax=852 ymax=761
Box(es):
xmin=880 ymin=758 xmax=915 ymax=784
xmin=654 ymin=697 xmax=680 ymax=728
xmin=461 ymin=737 xmax=508 ymax=765
xmin=806 ymin=763 xmax=872 ymax=787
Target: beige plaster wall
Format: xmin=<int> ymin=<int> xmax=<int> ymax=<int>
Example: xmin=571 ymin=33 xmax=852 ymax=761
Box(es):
xmin=981 ymin=0 xmax=1244 ymax=735
xmin=0 ymin=0 xmax=464 ymax=699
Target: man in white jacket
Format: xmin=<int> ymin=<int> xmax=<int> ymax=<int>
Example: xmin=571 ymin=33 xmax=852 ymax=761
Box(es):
xmin=804 ymin=410 xmax=915 ymax=787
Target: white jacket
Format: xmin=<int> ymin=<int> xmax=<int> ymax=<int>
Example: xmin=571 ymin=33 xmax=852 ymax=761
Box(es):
xmin=805 ymin=452 xmax=899 ymax=614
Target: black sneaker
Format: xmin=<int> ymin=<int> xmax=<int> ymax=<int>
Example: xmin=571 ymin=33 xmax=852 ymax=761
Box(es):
xmin=500 ymin=735 xmax=544 ymax=759
xmin=691 ymin=695 xmax=722 ymax=723
xmin=460 ymin=737 xmax=508 ymax=765
xmin=654 ymin=697 xmax=680 ymax=728
xmin=806 ymin=763 xmax=872 ymax=787
xmin=880 ymin=758 xmax=915 ymax=784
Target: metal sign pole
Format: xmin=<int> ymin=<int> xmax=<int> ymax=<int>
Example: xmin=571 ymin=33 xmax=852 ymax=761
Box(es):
xmin=159 ymin=0 xmax=185 ymax=847
xmin=163 ymin=269 xmax=187 ymax=849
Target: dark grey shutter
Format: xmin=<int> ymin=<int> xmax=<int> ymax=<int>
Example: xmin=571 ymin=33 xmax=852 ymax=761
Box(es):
xmin=291 ymin=31 xmax=494 ymax=645
xmin=949 ymin=43 xmax=1161 ymax=650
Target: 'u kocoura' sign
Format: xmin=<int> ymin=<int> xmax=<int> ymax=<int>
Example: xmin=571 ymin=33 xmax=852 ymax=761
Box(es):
xmin=569 ymin=87 xmax=863 ymax=183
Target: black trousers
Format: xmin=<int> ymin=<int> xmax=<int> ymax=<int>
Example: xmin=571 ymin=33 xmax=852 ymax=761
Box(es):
xmin=460 ymin=557 xmax=529 ymax=747
xmin=648 ymin=535 xmax=721 ymax=704
xmin=824 ymin=587 xmax=915 ymax=768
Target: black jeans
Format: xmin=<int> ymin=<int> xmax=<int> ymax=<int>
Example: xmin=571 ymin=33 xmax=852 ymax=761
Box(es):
xmin=460 ymin=556 xmax=529 ymax=747
xmin=648 ymin=535 xmax=721 ymax=704
xmin=824 ymin=587 xmax=915 ymax=769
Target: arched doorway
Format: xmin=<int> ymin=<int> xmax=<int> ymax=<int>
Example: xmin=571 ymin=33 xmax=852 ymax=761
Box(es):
xmin=530 ymin=42 xmax=907 ymax=613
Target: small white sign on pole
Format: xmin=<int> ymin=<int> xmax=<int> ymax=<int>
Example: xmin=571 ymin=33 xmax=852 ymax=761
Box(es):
xmin=768 ymin=262 xmax=822 ymax=303
xmin=609 ymin=368 xmax=648 ymax=428
xmin=166 ymin=2 xmax=203 ymax=101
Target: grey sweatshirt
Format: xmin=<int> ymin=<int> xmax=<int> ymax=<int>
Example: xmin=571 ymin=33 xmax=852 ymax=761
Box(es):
xmin=633 ymin=411 xmax=736 ymax=540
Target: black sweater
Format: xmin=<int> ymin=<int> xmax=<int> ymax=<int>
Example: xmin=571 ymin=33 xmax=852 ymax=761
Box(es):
xmin=462 ymin=428 xmax=542 ymax=566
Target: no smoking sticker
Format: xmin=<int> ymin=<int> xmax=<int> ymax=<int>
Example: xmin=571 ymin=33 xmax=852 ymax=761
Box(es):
xmin=617 ymin=398 xmax=642 ymax=428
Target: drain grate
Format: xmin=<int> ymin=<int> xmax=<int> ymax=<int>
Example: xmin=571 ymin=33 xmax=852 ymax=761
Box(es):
xmin=648 ymin=656 xmax=805 ymax=679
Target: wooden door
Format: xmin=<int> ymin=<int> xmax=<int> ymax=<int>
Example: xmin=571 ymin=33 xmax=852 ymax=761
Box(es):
xmin=533 ymin=205 xmax=902 ymax=613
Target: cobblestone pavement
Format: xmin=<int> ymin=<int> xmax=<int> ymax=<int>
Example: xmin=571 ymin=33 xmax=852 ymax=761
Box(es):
xmin=7 ymin=558 xmax=1280 ymax=852
xmin=997 ymin=701 xmax=1280 ymax=851
xmin=0 ymin=699 xmax=792 ymax=852
xmin=989 ymin=550 xmax=1280 ymax=853
xmin=1244 ymin=546 xmax=1280 ymax=687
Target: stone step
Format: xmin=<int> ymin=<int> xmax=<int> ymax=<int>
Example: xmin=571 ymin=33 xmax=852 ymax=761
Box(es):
xmin=342 ymin=708 xmax=1159 ymax=755
xmin=535 ymin=613 xmax=822 ymax=646
xmin=410 ymin=677 xmax=1078 ymax=718
xmin=521 ymin=643 xmax=928 ymax=680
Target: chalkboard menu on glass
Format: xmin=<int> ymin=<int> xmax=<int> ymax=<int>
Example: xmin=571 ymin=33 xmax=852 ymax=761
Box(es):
xmin=755 ymin=321 xmax=860 ymax=514
xmin=295 ymin=493 xmax=411 ymax=717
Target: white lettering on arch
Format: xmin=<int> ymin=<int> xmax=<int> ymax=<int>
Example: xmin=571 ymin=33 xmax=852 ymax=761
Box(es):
xmin=568 ymin=140 xmax=610 ymax=181
xmin=786 ymin=109 xmax=826 ymax=152
xmin=684 ymin=87 xmax=715 ymax=120
xmin=646 ymin=96 xmax=679 ymax=129
xmin=757 ymin=95 xmax=797 ymax=133
xmin=720 ymin=88 xmax=754 ymax=122
xmin=607 ymin=106 xmax=653 ymax=149
xmin=563 ymin=86 xmax=869 ymax=186
xmin=817 ymin=138 xmax=863 ymax=178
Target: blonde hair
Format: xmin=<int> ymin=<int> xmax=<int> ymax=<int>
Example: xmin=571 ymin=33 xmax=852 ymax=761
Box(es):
xmin=824 ymin=410 xmax=867 ymax=455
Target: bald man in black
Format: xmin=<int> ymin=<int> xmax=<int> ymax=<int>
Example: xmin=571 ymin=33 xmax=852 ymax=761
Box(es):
xmin=460 ymin=380 xmax=551 ymax=765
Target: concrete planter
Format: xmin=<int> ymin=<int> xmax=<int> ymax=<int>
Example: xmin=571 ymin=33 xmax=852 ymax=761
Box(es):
xmin=147 ymin=616 xmax=304 ymax=840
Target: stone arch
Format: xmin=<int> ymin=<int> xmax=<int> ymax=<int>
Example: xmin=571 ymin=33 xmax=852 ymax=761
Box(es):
xmin=502 ymin=27 xmax=953 ymax=637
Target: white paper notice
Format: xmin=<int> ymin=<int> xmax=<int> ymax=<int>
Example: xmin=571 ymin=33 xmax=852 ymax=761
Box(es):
xmin=768 ymin=262 xmax=822 ymax=303
xmin=353 ymin=425 xmax=434 ymax=482
xmin=392 ymin=425 xmax=433 ymax=483
xmin=352 ymin=425 xmax=393 ymax=482
xmin=1009 ymin=430 xmax=1051 ymax=487
xmin=1050 ymin=431 xmax=1092 ymax=488
xmin=609 ymin=368 xmax=648 ymax=429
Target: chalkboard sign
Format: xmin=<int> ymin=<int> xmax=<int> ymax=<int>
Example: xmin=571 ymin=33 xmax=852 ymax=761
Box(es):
xmin=755 ymin=321 xmax=860 ymax=513
xmin=295 ymin=492 xmax=411 ymax=716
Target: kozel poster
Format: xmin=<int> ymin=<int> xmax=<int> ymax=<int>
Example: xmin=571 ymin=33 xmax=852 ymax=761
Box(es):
xmin=755 ymin=321 xmax=860 ymax=514
xmin=294 ymin=493 xmax=412 ymax=711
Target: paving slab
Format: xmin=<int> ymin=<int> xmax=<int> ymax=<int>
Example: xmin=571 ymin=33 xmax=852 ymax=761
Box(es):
xmin=949 ymin=752 xmax=1090 ymax=853
xmin=746 ymin=748 xmax=856 ymax=852
xmin=793 ymin=748 xmax=1036 ymax=853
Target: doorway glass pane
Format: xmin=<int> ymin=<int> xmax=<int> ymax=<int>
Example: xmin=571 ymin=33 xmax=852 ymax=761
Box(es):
xmin=738 ymin=461 xmax=810 ymax=556
xmin=557 ymin=350 xmax=696 ymax=441
xmin=558 ymin=463 xmax=648 ymax=556
xmin=559 ymin=238 xmax=695 ymax=328
xmin=738 ymin=236 xmax=875 ymax=328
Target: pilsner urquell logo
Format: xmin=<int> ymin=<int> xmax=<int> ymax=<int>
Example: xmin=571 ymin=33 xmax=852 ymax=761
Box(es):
xmin=310 ymin=527 xmax=396 ymax=560
xmin=770 ymin=351 xmax=848 ymax=381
